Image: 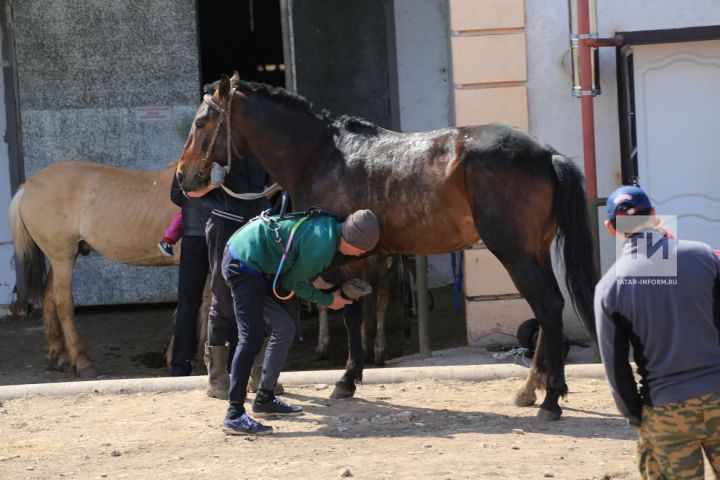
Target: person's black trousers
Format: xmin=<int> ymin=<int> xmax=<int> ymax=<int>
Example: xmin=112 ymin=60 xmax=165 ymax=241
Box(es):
xmin=170 ymin=235 xmax=209 ymax=376
xmin=205 ymin=214 xmax=245 ymax=350
xmin=222 ymin=254 xmax=268 ymax=409
xmin=222 ymin=253 xmax=298 ymax=411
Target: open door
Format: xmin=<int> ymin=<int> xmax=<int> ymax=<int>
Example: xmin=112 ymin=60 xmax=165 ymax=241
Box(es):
xmin=281 ymin=0 xmax=396 ymax=128
xmin=616 ymin=44 xmax=637 ymax=185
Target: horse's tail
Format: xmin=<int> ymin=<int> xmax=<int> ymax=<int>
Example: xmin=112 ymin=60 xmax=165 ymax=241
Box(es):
xmin=551 ymin=155 xmax=598 ymax=342
xmin=9 ymin=187 xmax=47 ymax=303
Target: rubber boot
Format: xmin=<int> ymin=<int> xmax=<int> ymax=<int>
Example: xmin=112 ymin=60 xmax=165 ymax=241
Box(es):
xmin=247 ymin=338 xmax=285 ymax=395
xmin=204 ymin=343 xmax=230 ymax=400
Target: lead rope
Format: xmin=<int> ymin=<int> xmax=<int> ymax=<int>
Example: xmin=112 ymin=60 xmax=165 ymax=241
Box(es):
xmin=220 ymin=182 xmax=281 ymax=200
xmin=272 ymin=216 xmax=311 ymax=300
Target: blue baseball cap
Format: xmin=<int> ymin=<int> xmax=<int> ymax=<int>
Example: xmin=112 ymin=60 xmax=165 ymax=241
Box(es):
xmin=606 ymin=185 xmax=653 ymax=221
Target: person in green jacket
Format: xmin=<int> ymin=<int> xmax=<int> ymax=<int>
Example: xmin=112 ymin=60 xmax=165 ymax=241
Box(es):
xmin=221 ymin=209 xmax=380 ymax=435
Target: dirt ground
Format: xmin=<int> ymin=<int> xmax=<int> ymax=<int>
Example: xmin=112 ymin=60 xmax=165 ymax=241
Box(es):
xmin=6 ymin=289 xmax=712 ymax=479
xmin=1 ymin=377 xmax=649 ymax=480
xmin=0 ymin=286 xmax=466 ymax=386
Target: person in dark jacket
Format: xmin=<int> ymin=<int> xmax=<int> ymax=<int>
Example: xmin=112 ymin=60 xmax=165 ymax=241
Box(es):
xmin=188 ymin=158 xmax=276 ymax=399
xmin=595 ymin=185 xmax=720 ymax=479
xmin=221 ymin=209 xmax=380 ymax=435
xmin=168 ymin=176 xmax=211 ymax=376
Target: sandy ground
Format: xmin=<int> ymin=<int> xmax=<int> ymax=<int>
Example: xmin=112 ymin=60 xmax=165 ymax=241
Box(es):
xmin=0 ymin=377 xmax=649 ymax=480
xmin=3 ymin=289 xmax=692 ymax=480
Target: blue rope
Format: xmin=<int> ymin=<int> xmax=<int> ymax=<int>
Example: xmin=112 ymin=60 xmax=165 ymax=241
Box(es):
xmin=451 ymin=252 xmax=463 ymax=313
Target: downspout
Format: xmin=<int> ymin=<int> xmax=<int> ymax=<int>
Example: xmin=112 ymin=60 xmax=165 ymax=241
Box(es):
xmin=574 ymin=0 xmax=598 ymax=199
xmin=569 ymin=0 xmax=622 ymax=275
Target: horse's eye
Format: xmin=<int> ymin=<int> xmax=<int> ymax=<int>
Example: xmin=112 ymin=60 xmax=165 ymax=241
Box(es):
xmin=195 ymin=119 xmax=206 ymax=129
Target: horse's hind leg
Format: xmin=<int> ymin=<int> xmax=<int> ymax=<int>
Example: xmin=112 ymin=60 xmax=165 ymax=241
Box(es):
xmin=51 ymin=259 xmax=96 ymax=377
xmin=514 ymin=329 xmax=547 ymax=407
xmin=502 ymin=253 xmax=566 ymax=420
xmin=42 ymin=268 xmax=70 ymax=370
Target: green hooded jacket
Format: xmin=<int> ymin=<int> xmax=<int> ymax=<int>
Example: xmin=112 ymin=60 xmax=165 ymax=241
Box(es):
xmin=226 ymin=215 xmax=341 ymax=305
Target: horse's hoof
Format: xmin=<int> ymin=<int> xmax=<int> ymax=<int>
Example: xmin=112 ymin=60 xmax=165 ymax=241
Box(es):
xmin=330 ymin=382 xmax=355 ymax=399
xmin=514 ymin=389 xmax=537 ymax=407
xmin=536 ymin=407 xmax=562 ymax=421
xmin=374 ymin=350 xmax=386 ymax=367
xmin=313 ymin=350 xmax=328 ymax=361
xmin=78 ymin=366 xmax=98 ymax=379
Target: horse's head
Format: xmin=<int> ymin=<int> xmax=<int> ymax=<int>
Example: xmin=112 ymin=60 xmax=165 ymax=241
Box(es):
xmin=176 ymin=72 xmax=247 ymax=192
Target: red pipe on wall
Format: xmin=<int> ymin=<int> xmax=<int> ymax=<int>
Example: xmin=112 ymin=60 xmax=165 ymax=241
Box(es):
xmin=576 ymin=0 xmax=598 ymax=199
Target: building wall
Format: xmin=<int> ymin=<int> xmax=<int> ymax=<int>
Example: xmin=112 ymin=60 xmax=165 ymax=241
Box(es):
xmin=393 ymin=0 xmax=456 ymax=288
xmin=451 ymin=0 xmax=720 ymax=346
xmin=11 ymin=1 xmax=200 ymax=305
xmin=0 ymin=22 xmax=13 ymax=313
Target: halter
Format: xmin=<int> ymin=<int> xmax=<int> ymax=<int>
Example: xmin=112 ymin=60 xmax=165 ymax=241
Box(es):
xmin=201 ymin=87 xmax=236 ymax=172
xmin=200 ymin=87 xmax=281 ymax=200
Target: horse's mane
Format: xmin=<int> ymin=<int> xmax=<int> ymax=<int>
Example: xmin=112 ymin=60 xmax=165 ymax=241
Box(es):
xmin=334 ymin=115 xmax=382 ymax=138
xmin=206 ymin=79 xmax=383 ymax=139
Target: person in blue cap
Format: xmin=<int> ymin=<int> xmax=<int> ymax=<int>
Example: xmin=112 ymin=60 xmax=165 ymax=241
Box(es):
xmin=594 ymin=184 xmax=720 ymax=479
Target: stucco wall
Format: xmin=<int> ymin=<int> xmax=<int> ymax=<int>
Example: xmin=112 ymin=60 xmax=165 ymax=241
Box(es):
xmin=526 ymin=0 xmax=720 ymax=275
xmin=13 ymin=1 xmax=200 ymax=305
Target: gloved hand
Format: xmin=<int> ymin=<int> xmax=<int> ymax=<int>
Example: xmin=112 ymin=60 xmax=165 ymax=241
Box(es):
xmin=329 ymin=290 xmax=352 ymax=311
xmin=312 ymin=276 xmax=335 ymax=290
xmin=210 ymin=162 xmax=227 ymax=186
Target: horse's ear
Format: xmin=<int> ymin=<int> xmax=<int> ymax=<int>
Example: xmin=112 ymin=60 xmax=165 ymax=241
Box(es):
xmin=230 ymin=71 xmax=241 ymax=83
xmin=217 ymin=74 xmax=231 ymax=98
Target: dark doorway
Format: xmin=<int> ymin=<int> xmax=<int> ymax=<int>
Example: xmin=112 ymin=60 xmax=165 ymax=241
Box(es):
xmin=283 ymin=0 xmax=397 ymax=129
xmin=197 ymin=0 xmax=285 ymax=88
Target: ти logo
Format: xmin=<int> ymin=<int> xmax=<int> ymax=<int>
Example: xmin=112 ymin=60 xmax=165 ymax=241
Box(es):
xmin=628 ymin=230 xmax=669 ymax=260
xmin=615 ymin=215 xmax=678 ymax=281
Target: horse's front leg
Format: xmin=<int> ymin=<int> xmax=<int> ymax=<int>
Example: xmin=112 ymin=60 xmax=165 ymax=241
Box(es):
xmin=314 ymin=305 xmax=330 ymax=360
xmin=330 ymin=300 xmax=364 ymax=399
xmin=195 ymin=277 xmax=212 ymax=366
xmin=374 ymin=279 xmax=389 ymax=366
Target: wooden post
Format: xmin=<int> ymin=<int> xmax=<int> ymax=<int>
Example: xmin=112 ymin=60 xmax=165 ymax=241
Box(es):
xmin=415 ymin=255 xmax=431 ymax=357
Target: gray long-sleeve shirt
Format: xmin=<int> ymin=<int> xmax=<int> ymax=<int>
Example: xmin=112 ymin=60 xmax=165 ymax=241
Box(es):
xmin=594 ymin=231 xmax=720 ymax=425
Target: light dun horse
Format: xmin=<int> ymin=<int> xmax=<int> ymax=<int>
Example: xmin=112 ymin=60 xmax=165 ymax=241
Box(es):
xmin=9 ymin=160 xmax=190 ymax=377
xmin=176 ymin=74 xmax=597 ymax=420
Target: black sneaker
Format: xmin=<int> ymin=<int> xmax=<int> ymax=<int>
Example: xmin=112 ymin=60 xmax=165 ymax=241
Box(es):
xmin=252 ymin=397 xmax=304 ymax=417
xmin=158 ymin=241 xmax=174 ymax=257
xmin=222 ymin=413 xmax=273 ymax=435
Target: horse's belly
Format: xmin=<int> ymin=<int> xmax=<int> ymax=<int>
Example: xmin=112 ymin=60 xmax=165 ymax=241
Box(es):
xmin=381 ymin=214 xmax=480 ymax=255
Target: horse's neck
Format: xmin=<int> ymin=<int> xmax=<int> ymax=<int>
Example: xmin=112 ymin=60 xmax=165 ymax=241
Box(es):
xmin=244 ymin=112 xmax=332 ymax=194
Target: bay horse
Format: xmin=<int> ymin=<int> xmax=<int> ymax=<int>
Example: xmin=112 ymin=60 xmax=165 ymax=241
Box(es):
xmin=9 ymin=160 xmax=203 ymax=376
xmin=176 ymin=73 xmax=597 ymax=420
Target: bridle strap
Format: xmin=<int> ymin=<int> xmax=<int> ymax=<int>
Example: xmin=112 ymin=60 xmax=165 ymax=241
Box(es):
xmin=202 ymin=87 xmax=235 ymax=170
xmin=201 ymin=87 xmax=281 ymax=201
